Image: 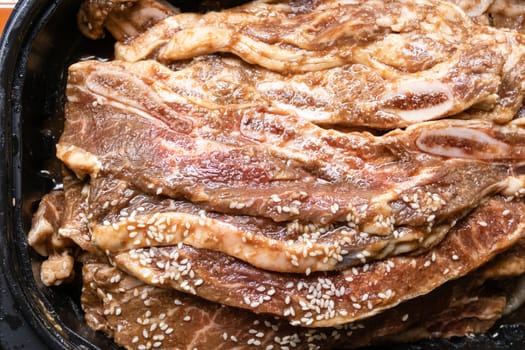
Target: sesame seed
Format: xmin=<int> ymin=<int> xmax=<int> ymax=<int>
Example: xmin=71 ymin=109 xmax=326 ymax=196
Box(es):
xmin=183 ymin=315 xmax=191 ymax=321
xmin=452 ymin=254 xmax=459 ymax=261
xmin=402 ymin=314 xmax=409 ymax=321
xmin=271 ymin=194 xmax=281 ymax=202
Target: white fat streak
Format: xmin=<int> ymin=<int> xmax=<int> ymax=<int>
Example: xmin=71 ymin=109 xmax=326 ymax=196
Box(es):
xmin=115 ymin=15 xmax=191 ymax=62
xmin=501 ymin=176 xmax=525 ymax=196
xmin=415 ymin=127 xmax=510 ymax=159
xmin=460 ymin=0 xmax=493 ymax=17
xmin=257 ymin=81 xmax=332 ymax=101
xmin=334 ymin=0 xmax=360 ymax=4
xmin=56 ymin=144 xmax=102 ymax=175
xmin=368 ymin=168 xmax=436 ymax=205
xmin=70 ymin=81 xmax=171 ymax=130
xmin=92 ymin=212 xmax=334 ymax=273
xmin=159 ymin=26 xmax=345 ymax=73
xmin=257 ymin=80 xmax=335 ymax=121
xmin=382 ymin=80 xmax=453 ymax=122
xmin=272 ymin=102 xmax=334 ymax=123
xmin=150 ymin=81 xmax=196 ymax=105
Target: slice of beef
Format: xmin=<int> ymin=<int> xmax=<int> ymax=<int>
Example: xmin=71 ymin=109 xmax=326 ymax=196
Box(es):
xmin=57 ymin=169 xmax=99 ymax=254
xmin=27 ymin=168 xmax=101 ymax=285
xmin=63 ymin=54 xmax=511 ymax=131
xmin=104 ymin=0 xmax=179 ymax=42
xmin=114 ymin=0 xmax=476 ymax=70
xmin=60 ymin=59 xmax=525 ymax=229
xmin=78 ymin=0 xmax=178 ymax=41
xmin=80 ymin=252 xmax=520 ymax=350
xmin=91 ymin=0 xmax=525 ymax=127
xmin=110 ymin=196 xmax=525 ymax=327
xmin=56 ymin=58 xmax=525 ymax=271
xmin=28 ymin=167 xmax=525 ymax=327
xmin=27 ymin=189 xmax=78 ymax=286
xmin=27 ymin=190 xmax=67 ymax=257
xmin=78 ymin=0 xmax=138 ymax=40
xmin=85 ymin=175 xmax=465 ymax=273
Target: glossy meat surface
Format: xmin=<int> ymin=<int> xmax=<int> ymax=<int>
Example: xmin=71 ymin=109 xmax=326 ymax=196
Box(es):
xmin=27 ymin=0 xmax=525 ymax=348
xmin=57 ymin=58 xmax=525 ymax=272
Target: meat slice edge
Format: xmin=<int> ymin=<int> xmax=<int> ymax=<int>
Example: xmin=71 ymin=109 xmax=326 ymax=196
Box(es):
xmin=111 ymin=196 xmax=525 ymax=327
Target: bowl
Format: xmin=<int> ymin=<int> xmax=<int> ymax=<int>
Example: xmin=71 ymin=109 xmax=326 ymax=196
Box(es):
xmin=1 ymin=1 xmax=525 ymax=349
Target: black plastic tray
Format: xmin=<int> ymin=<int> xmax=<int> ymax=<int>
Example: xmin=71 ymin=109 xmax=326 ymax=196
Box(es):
xmin=1 ymin=1 xmax=525 ymax=349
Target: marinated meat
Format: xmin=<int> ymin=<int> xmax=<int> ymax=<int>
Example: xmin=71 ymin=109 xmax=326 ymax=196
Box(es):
xmin=81 ymin=251 xmax=522 ymax=350
xmin=29 ymin=167 xmax=525 ymax=326
xmin=31 ymin=171 xmax=525 ymax=327
xmin=57 ymin=170 xmax=98 ymax=254
xmin=27 ymin=0 xmax=525 ymax=348
xmin=78 ymin=0 xmax=177 ymax=41
xmin=78 ymin=0 xmax=139 ymax=40
xmin=109 ymin=0 xmax=525 ymax=127
xmin=27 ymin=190 xmax=79 ymax=286
xmin=62 ymin=55 xmax=516 ymax=130
xmin=28 ymin=190 xmax=67 ymax=257
xmin=57 ymin=58 xmax=525 ymax=272
xmin=114 ymin=0 xmax=480 ymax=70
xmin=109 ymin=196 xmax=525 ymax=327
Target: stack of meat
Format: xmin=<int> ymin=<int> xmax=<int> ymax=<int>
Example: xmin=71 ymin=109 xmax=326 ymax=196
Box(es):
xmin=28 ymin=0 xmax=525 ymax=349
